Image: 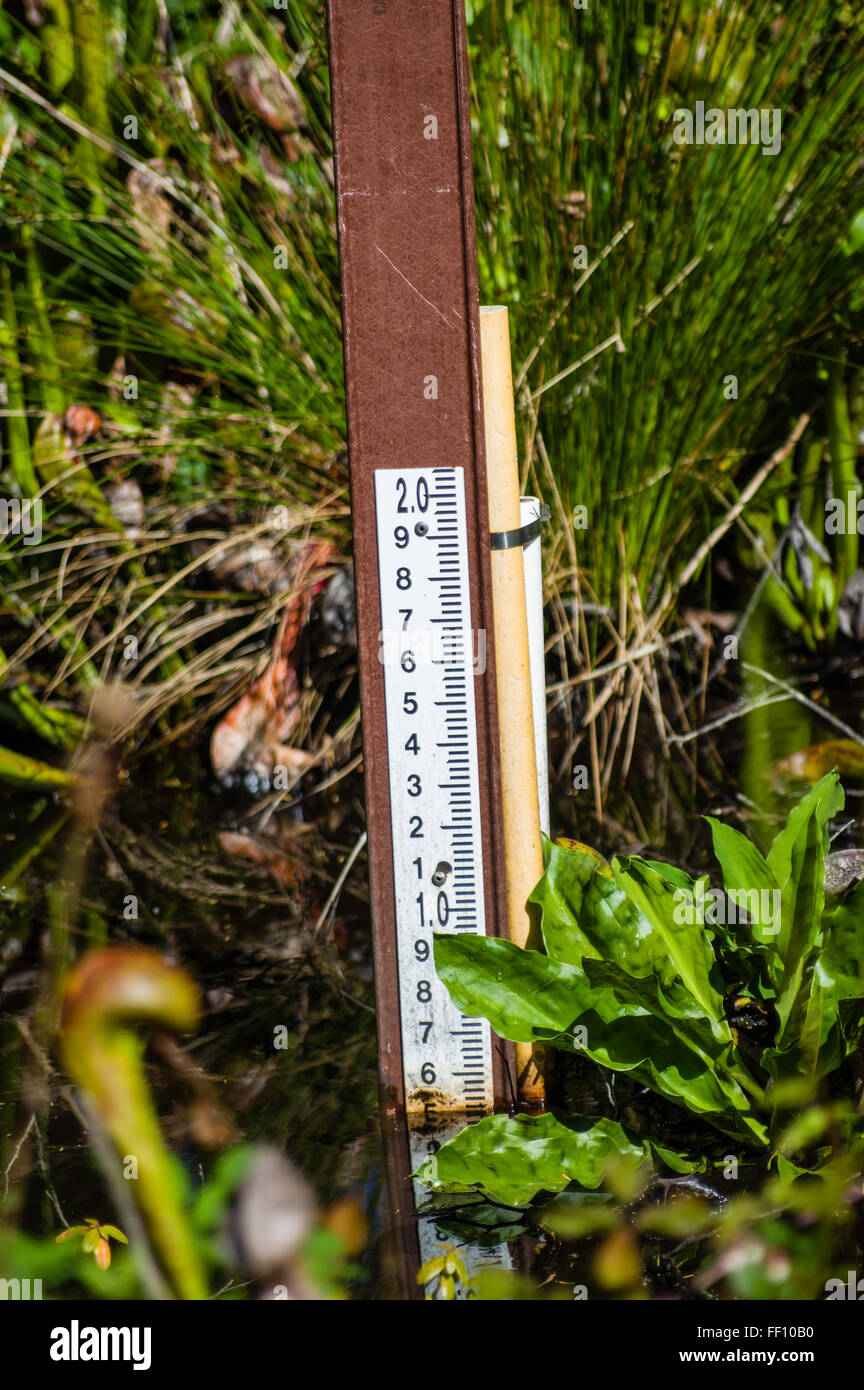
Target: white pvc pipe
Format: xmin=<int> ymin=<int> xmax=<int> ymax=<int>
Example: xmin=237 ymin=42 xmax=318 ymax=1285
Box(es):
xmin=520 ymin=496 xmax=550 ymax=837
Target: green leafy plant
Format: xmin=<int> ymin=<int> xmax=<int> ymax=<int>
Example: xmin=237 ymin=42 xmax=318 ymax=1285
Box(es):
xmin=55 ymin=1217 xmax=128 ymax=1270
xmin=737 ymin=359 xmax=864 ymax=647
xmin=425 ymin=1124 xmax=863 ymax=1300
xmin=433 ymin=772 xmax=864 ymax=1166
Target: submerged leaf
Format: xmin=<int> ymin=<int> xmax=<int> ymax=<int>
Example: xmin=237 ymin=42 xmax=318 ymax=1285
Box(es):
xmin=416 ymin=1112 xmax=647 ymax=1207
xmin=772 ymin=741 xmax=864 ymax=783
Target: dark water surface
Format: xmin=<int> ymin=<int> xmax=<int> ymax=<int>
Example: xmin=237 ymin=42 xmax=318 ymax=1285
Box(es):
xmin=3 ymin=633 xmax=864 ymax=1298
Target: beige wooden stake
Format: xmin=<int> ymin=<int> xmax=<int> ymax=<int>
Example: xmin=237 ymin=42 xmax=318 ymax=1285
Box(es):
xmin=480 ymin=305 xmax=546 ymax=1107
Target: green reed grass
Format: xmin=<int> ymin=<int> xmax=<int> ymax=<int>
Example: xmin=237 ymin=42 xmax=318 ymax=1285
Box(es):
xmin=0 ymin=0 xmax=861 ymax=754
xmin=468 ymin=0 xmax=864 ymax=615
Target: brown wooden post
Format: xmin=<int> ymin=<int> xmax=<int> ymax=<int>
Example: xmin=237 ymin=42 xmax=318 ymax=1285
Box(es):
xmin=326 ymin=0 xmax=511 ymax=1111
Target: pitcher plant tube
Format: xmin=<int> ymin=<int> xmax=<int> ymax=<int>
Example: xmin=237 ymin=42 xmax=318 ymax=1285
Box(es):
xmin=58 ymin=946 xmax=207 ymax=1299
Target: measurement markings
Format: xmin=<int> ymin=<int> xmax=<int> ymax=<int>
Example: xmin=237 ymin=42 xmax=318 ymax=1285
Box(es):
xmin=375 ymin=466 xmax=494 ymax=1116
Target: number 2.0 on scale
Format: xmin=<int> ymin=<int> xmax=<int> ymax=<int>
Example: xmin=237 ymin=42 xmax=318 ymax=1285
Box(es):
xmin=374 ymin=467 xmax=494 ymax=1117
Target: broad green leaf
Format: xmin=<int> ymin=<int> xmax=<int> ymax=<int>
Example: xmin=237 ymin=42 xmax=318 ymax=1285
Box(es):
xmin=764 ymin=971 xmax=826 ymax=1082
xmin=821 ymin=880 xmax=864 ymax=1005
xmin=766 ymin=771 xmax=843 ymax=1040
xmin=703 ymin=820 xmax=781 ymax=994
xmin=584 ymin=957 xmax=762 ymax=1125
xmin=529 ymin=839 xmax=656 ymax=971
xmin=416 ymin=1112 xmax=647 ymax=1207
xmin=433 ymin=934 xmax=767 ymax=1143
xmin=528 ymin=839 xmax=608 ymax=967
xmin=435 ymin=784 xmax=857 ymax=1157
xmin=706 ymin=817 xmax=778 ymax=939
xmin=642 ymin=860 xmax=696 ymax=891
xmin=808 ymin=881 xmax=864 ymax=1075
xmin=552 ymin=838 xmax=611 ymax=872
xmin=533 ymin=843 xmax=713 ymax=1029
xmin=433 ymin=932 xmax=592 ymax=1042
xmin=646 ymin=1142 xmax=706 ymax=1175
xmin=612 ymin=856 xmax=726 ymax=1024
xmin=583 ymin=955 xmax=728 ymax=1053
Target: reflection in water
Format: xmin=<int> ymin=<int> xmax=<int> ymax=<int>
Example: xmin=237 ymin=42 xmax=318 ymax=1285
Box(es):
xmin=379 ymin=1110 xmax=515 ymax=1300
